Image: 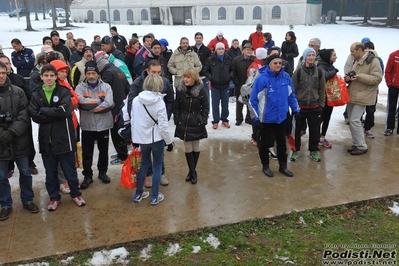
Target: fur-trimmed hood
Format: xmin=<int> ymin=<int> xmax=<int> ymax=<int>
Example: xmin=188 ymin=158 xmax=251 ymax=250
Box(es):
xmin=177 ymin=78 xmax=204 ymax=97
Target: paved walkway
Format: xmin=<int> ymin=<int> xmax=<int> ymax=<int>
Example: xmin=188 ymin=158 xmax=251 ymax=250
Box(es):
xmin=1 ymin=104 xmax=398 ymax=264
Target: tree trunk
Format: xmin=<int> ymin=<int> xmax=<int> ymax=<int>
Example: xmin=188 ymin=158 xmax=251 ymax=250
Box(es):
xmin=42 ymin=3 xmax=46 ymax=20
xmin=64 ymin=0 xmax=71 ymax=27
xmin=394 ymin=1 xmax=398 ymax=22
xmin=386 ymin=0 xmax=395 ymax=26
xmin=23 ymin=0 xmax=34 ymax=31
xmin=367 ymin=0 xmax=372 ymax=20
xmin=34 ymin=3 xmax=39 ymax=21
xmin=51 ymin=0 xmax=57 ymax=29
xmin=339 ymin=0 xmax=344 ymax=21
xmin=363 ymin=0 xmax=369 ymax=24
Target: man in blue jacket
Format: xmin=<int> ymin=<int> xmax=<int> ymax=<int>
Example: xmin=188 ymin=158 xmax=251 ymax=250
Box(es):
xmin=11 ymin=38 xmax=35 ymax=80
xmin=250 ymin=54 xmax=299 ymax=178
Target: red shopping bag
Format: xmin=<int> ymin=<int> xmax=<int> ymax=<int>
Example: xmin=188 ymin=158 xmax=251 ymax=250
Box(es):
xmin=120 ymin=148 xmax=142 ymax=189
xmin=326 ymin=75 xmax=350 ymax=107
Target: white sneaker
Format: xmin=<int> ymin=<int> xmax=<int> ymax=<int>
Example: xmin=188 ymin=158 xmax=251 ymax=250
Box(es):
xmin=60 ymin=182 xmax=71 ymax=194
xmin=160 ymin=175 xmax=169 ymax=186
xmin=144 ymin=175 xmax=153 ymax=188
xmin=150 ymin=192 xmax=164 ymax=206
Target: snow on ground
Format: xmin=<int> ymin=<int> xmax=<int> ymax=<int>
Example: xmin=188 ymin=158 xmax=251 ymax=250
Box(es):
xmin=388 ymin=202 xmax=399 ymax=215
xmin=138 ymin=244 xmax=152 ymax=261
xmin=204 ymin=233 xmax=221 ymax=249
xmin=87 ymin=247 xmax=129 ymax=266
xmin=164 ymin=243 xmax=182 ymax=256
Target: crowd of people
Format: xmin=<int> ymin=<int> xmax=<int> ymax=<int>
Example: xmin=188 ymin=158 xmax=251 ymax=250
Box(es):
xmin=0 ymin=23 xmax=395 ymax=220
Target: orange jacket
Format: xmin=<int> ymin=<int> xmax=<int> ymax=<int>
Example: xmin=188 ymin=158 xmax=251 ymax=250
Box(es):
xmin=249 ymin=32 xmax=264 ymax=51
xmin=49 ymin=60 xmax=79 ymax=129
xmin=207 ymin=37 xmax=229 ymax=53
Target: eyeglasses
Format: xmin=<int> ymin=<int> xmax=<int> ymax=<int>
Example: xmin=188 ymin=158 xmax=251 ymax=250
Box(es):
xmin=0 ymin=72 xmax=7 ymax=76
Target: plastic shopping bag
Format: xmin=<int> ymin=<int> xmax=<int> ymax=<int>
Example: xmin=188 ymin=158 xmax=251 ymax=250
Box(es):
xmin=326 ymin=75 xmax=350 ymax=107
xmin=120 ymin=148 xmax=142 ymax=189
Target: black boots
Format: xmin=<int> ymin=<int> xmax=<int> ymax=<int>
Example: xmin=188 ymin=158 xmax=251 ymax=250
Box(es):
xmin=98 ymin=172 xmax=111 ymax=183
xmin=279 ymin=165 xmax=294 ymax=177
xmin=80 ymin=177 xmax=93 ymax=189
xmin=185 ymin=151 xmax=200 ymax=184
xmin=262 ymin=166 xmax=274 ymax=177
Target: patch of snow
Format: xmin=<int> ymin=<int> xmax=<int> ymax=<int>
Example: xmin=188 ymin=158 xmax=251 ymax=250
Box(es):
xmin=275 ymin=255 xmax=295 ymax=264
xmin=192 ymin=246 xmax=201 ymax=253
xmin=59 ymin=256 xmax=74 ymax=265
xmin=204 ymin=233 xmax=220 ymax=249
xmin=389 ymin=202 xmax=399 ymax=215
xmin=299 ymin=216 xmax=306 ymax=224
xmin=164 ymin=243 xmax=182 ymax=256
xmin=87 ymin=247 xmax=129 ymax=266
xmin=139 ymin=244 xmax=153 ymax=261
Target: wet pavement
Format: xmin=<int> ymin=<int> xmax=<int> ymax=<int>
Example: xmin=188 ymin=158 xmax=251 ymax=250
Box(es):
xmin=1 ymin=104 xmax=398 ymax=264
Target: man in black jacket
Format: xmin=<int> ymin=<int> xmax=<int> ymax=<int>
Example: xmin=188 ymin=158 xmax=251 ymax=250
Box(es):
xmin=143 ymin=40 xmax=171 ymax=83
xmin=96 ymin=53 xmax=129 ymax=165
xmin=110 ymin=26 xmax=128 ymax=54
xmin=101 ymin=36 xmax=124 ymax=61
xmin=203 ymin=42 xmax=233 ymax=129
xmin=51 ymin=30 xmax=71 ymax=64
xmin=0 ymin=61 xmax=39 ymax=221
xmin=192 ymin=32 xmax=212 ymax=103
xmin=127 ymin=60 xmax=174 ymax=187
xmin=0 ymin=55 xmax=38 ymax=177
xmin=233 ymin=41 xmax=254 ymax=126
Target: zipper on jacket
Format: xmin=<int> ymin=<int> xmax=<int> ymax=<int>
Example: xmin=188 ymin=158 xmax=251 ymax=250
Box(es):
xmin=184 ymin=97 xmax=193 ymax=141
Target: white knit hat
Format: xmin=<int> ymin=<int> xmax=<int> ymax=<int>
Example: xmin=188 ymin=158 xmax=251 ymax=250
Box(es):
xmin=215 ymin=42 xmax=225 ymax=50
xmin=255 ymin=48 xmax=268 ymax=60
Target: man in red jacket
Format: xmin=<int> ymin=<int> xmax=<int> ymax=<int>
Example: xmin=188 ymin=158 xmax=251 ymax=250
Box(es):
xmin=207 ymin=31 xmax=229 ymax=53
xmin=384 ymin=49 xmax=399 ymax=135
xmin=248 ymin=24 xmax=264 ymax=51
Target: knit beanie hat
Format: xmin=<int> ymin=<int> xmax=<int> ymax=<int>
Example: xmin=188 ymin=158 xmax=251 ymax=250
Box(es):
xmin=159 ymin=38 xmax=169 ymax=47
xmin=95 ymin=51 xmax=109 ymax=70
xmin=302 ymin=47 xmax=316 ymax=60
xmin=217 ymin=31 xmax=223 ymax=36
xmin=361 ymin=37 xmax=370 ymax=43
xmin=265 ymin=54 xmax=281 ymax=66
xmin=256 ymin=23 xmax=263 ymax=30
xmin=151 ymin=39 xmax=161 ymax=48
xmin=215 ymin=42 xmax=225 ymax=50
xmin=255 ymin=48 xmax=268 ymax=60
xmin=318 ymin=49 xmax=333 ymax=64
xmin=110 ymin=26 xmax=117 ymax=32
xmin=82 ymin=46 xmax=93 ymax=54
xmin=85 ymin=61 xmax=99 ymax=74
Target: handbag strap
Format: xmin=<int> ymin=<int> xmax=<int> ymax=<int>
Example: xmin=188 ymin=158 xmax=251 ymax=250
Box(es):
xmin=142 ymin=104 xmax=158 ymax=125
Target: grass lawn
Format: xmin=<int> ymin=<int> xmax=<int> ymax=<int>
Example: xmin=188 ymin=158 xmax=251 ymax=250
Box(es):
xmin=8 ymin=196 xmax=399 ymax=266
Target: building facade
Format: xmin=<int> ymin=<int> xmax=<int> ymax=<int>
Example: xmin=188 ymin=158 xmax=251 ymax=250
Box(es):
xmin=71 ymin=0 xmax=322 ymax=26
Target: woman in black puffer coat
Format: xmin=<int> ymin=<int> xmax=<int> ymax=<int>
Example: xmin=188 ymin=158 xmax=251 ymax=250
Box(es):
xmin=174 ymin=68 xmax=209 ymax=184
xmin=281 ymin=31 xmax=299 ymax=71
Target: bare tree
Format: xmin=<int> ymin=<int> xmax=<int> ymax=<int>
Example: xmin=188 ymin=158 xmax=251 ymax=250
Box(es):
xmin=50 ymin=0 xmax=58 ymax=28
xmin=22 ymin=0 xmax=34 ymax=31
xmin=386 ymin=0 xmax=395 ymax=26
xmin=362 ymin=0 xmax=371 ymax=24
xmin=34 ymin=3 xmax=39 ymax=21
xmin=64 ymin=0 xmax=73 ymax=27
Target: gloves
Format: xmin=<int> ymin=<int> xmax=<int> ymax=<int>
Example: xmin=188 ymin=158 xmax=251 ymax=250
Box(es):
xmin=0 ymin=130 xmax=16 ymax=144
xmin=166 ymin=142 xmax=174 ymax=152
xmin=293 ymin=112 xmax=300 ymax=121
xmin=99 ymin=96 xmax=105 ymax=103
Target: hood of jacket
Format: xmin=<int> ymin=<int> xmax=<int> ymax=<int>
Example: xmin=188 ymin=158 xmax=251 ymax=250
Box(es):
xmin=137 ymin=90 xmax=165 ymax=106
xmin=174 ymin=46 xmax=194 ymax=55
xmin=177 ymin=79 xmax=204 ymax=97
xmin=0 ymin=77 xmax=12 ymax=92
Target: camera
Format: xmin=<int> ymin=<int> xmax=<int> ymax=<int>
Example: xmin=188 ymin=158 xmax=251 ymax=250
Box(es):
xmin=0 ymin=112 xmax=13 ymax=124
xmin=347 ymin=70 xmax=356 ymax=78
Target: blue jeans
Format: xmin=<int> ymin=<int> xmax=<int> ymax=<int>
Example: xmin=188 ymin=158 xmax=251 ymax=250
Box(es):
xmin=201 ymin=77 xmax=210 ymax=104
xmin=42 ymin=144 xmax=81 ymax=201
xmin=0 ymin=156 xmax=34 ymax=207
xmin=211 ymin=87 xmax=229 ymax=124
xmin=136 ymin=140 xmax=165 ymax=199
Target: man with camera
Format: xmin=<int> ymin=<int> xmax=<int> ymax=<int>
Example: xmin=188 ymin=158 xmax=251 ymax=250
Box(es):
xmin=344 ymin=42 xmax=382 ymax=155
xmin=0 ymin=61 xmax=39 ymax=221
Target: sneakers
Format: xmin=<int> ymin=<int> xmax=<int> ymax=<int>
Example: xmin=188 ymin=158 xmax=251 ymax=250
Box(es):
xmin=310 ymin=151 xmax=321 ymax=162
xmin=222 ymin=122 xmax=230 ymax=128
xmin=133 ymin=191 xmax=150 ymax=203
xmin=71 ymin=196 xmax=86 ymax=207
xmin=347 ymin=145 xmax=357 ymax=153
xmin=160 ymin=175 xmax=169 ymax=186
xmin=251 ymin=139 xmax=258 ymax=146
xmin=23 ymin=202 xmax=39 ymax=213
xmin=319 ymin=139 xmax=332 ymax=148
xmin=144 ymin=175 xmax=153 ymax=188
xmin=48 ymin=200 xmax=60 ymax=211
xmin=0 ymin=207 xmax=13 ymax=221
xmin=269 ymin=148 xmax=277 ymax=159
xmin=212 ymin=123 xmax=218 ymax=130
xmin=364 ymin=130 xmax=375 ymax=139
xmin=80 ymin=177 xmax=93 ymax=189
xmin=150 ymin=192 xmax=164 ymax=206
xmin=60 ymin=182 xmax=71 ymax=194
xmin=384 ymin=129 xmax=393 ymax=136
xmin=98 ymin=172 xmax=111 ymax=183
xmin=30 ymin=166 xmax=38 ymax=175
xmin=351 ymin=148 xmax=368 ymax=155
xmin=110 ymin=154 xmax=118 ymax=159
xmin=290 ymin=151 xmax=298 ymax=161
xmin=110 ymin=158 xmax=125 ymax=165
